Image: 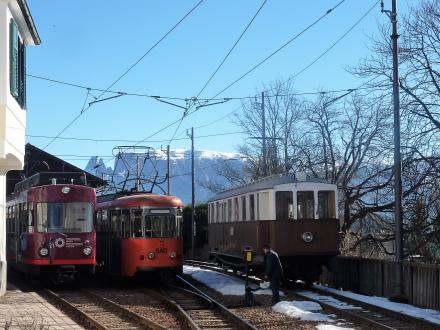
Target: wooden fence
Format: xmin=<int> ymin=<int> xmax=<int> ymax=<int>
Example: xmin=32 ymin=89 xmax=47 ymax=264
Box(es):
xmin=320 ymin=256 xmax=440 ymax=310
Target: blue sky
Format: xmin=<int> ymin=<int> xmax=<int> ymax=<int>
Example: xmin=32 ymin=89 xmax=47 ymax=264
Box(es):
xmin=25 ymin=0 xmax=411 ymax=169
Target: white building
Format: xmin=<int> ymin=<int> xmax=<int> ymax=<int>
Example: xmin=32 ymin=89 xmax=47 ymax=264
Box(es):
xmin=0 ymin=0 xmax=40 ymax=295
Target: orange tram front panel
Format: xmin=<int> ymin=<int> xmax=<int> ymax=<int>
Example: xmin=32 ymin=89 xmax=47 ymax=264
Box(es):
xmin=121 ymin=238 xmax=182 ymax=276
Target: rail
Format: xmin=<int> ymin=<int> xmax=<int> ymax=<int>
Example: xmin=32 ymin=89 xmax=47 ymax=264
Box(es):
xmin=157 ymin=274 xmax=256 ymax=330
xmin=184 ymin=259 xmax=439 ymax=330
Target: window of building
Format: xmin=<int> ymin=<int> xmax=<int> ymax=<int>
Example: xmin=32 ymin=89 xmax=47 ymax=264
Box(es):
xmin=276 ymin=191 xmax=293 ymax=220
xmin=9 ymin=19 xmax=26 ymax=108
xmin=318 ymin=191 xmax=336 ymax=219
xmin=297 ymin=191 xmax=315 ymax=219
xmin=227 ymin=199 xmax=232 ymax=221
xmin=216 ymin=202 xmax=220 ymax=223
xmin=241 ymin=196 xmax=247 ymax=221
xmin=222 ymin=202 xmax=227 ymax=222
xmin=249 ymin=194 xmax=255 ymax=220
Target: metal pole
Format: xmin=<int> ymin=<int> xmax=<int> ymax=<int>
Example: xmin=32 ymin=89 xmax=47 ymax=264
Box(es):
xmin=391 ymin=0 xmax=404 ymax=299
xmin=167 ymin=145 xmax=170 ymax=195
xmin=188 ymin=127 xmax=195 ymax=258
xmin=262 ymin=92 xmax=267 ymax=176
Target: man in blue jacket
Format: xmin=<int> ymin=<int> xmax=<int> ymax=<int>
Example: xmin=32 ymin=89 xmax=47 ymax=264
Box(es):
xmin=262 ymin=244 xmax=283 ymax=305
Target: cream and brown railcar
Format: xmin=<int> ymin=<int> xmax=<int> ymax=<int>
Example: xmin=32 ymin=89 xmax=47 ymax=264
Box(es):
xmin=208 ymin=175 xmax=339 ymax=283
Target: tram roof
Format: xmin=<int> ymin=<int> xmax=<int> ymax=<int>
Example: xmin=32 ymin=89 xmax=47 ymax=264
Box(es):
xmin=97 ymin=193 xmax=184 ymax=209
xmin=6 ymin=144 xmax=107 ymax=195
xmin=210 ymin=174 xmax=334 ymax=201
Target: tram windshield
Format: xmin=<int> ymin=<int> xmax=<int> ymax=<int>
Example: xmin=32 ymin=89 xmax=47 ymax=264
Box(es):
xmin=145 ymin=215 xmax=179 ymax=238
xmin=37 ymin=202 xmax=93 ymax=233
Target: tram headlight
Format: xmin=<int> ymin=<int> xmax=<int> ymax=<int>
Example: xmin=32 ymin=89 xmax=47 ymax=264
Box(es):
xmin=61 ymin=186 xmax=71 ymax=194
xmin=39 ymin=247 xmax=49 ymax=256
xmin=83 ymin=246 xmax=92 ymax=256
xmin=147 ymin=252 xmax=156 ymax=260
xmin=302 ymin=232 xmax=314 ymax=243
xmin=170 ymin=251 xmax=177 ymax=259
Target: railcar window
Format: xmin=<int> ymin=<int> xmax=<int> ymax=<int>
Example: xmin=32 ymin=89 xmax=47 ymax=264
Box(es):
xmin=297 ymin=191 xmax=315 ymax=219
xmin=110 ymin=210 xmax=120 ymax=237
xmin=241 ymin=196 xmax=246 ymax=221
xmin=121 ymin=209 xmax=130 ymax=239
xmin=145 ymin=215 xmax=177 ymax=238
xmin=276 ymin=191 xmax=293 ymax=220
xmin=318 ymin=191 xmax=336 ymax=219
xmin=249 ymin=194 xmax=255 ymax=220
xmin=234 ymin=198 xmax=239 ymax=221
xmin=37 ymin=202 xmax=93 ymax=233
xmin=131 ymin=209 xmax=143 ymax=238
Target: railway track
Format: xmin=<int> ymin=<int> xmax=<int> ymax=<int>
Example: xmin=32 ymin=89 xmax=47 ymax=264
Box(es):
xmin=184 ymin=259 xmax=439 ymax=330
xmin=158 ymin=275 xmax=257 ymax=330
xmin=44 ymin=289 xmax=166 ymax=330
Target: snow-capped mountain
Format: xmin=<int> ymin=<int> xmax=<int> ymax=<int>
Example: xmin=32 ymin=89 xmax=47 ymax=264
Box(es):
xmin=85 ymin=149 xmax=246 ymax=204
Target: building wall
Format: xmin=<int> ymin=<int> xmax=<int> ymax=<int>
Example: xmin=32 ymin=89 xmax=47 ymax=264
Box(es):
xmin=0 ymin=0 xmax=33 ymax=296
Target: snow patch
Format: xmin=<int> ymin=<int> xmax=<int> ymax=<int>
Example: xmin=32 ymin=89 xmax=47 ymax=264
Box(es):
xmin=183 ymin=265 xmax=276 ymax=296
xmin=298 ymin=291 xmax=362 ymax=310
xmin=272 ymin=300 xmax=334 ymax=322
xmin=316 ymin=325 xmax=354 ymax=330
xmin=315 ymin=284 xmax=440 ymax=325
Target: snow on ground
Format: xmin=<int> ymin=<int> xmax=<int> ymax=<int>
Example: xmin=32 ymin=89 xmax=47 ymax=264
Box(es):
xmin=298 ymin=291 xmax=362 ymax=310
xmin=315 ymin=284 xmax=440 ymax=325
xmin=272 ymin=300 xmax=335 ymax=322
xmin=183 ymin=265 xmax=277 ymax=296
xmin=315 ymin=325 xmax=354 ymax=330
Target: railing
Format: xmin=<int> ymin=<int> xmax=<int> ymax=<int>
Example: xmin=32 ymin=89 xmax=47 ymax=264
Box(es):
xmin=320 ymin=256 xmax=440 ymax=310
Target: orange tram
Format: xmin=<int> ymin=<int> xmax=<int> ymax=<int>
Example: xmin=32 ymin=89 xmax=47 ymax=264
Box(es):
xmin=95 ymin=193 xmax=184 ymax=278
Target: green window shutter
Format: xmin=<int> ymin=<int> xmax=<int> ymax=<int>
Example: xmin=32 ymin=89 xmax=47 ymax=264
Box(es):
xmin=19 ymin=40 xmax=26 ymax=108
xmin=9 ymin=19 xmax=19 ymax=98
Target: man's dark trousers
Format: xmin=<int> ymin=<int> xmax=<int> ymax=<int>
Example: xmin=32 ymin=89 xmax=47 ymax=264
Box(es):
xmin=270 ymin=276 xmax=280 ymax=304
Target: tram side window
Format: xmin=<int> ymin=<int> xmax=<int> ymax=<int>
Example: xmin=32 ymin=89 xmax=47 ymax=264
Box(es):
xmin=121 ymin=209 xmax=130 ymax=239
xmin=110 ymin=210 xmax=121 ymax=238
xmin=19 ymin=203 xmax=27 ymax=233
xmin=234 ymin=198 xmax=239 ymax=221
xmin=318 ymin=191 xmax=336 ymax=219
xmin=297 ymin=191 xmax=314 ymax=219
xmin=249 ymin=194 xmax=255 ymax=221
xmin=241 ymin=196 xmax=246 ymax=221
xmin=276 ymin=191 xmax=293 ymax=221
xmin=131 ymin=209 xmax=143 ymax=238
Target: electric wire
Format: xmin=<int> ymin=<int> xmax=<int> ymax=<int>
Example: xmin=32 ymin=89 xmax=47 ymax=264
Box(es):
xmin=26 ymin=130 xmax=246 ymax=144
xmin=207 ymin=0 xmax=347 ymax=101
xmin=168 ymin=0 xmax=268 ymax=144
xmin=279 ymin=0 xmax=380 ymax=89
xmin=196 ymin=0 xmax=268 ymax=99
xmin=41 ymin=0 xmax=205 ymax=150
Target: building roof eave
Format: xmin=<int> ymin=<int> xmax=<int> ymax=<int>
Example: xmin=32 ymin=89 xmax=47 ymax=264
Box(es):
xmin=10 ymin=0 xmax=41 ymax=45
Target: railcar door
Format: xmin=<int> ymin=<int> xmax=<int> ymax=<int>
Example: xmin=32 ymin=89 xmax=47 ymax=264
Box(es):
xmin=109 ymin=209 xmax=122 ymax=275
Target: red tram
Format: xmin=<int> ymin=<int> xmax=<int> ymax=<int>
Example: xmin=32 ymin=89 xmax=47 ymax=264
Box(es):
xmin=6 ymin=172 xmax=96 ymax=284
xmin=96 ymin=193 xmax=184 ymax=278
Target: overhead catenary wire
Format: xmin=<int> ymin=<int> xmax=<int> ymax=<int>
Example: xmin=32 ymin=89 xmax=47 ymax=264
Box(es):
xmin=207 ymin=0 xmax=347 ymax=101
xmin=167 ymin=0 xmax=268 ymax=145
xmin=41 ymin=0 xmax=205 ymax=150
xmin=26 ymin=130 xmax=246 ymax=144
xmin=196 ymin=0 xmax=268 ymax=99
